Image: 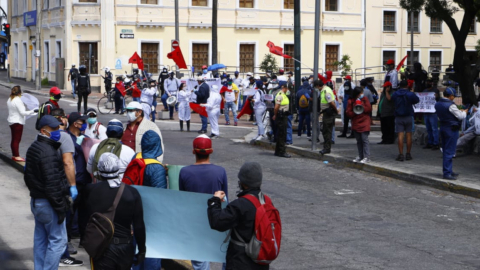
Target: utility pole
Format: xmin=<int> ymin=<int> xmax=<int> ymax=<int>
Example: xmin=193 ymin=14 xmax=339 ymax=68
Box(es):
xmin=293 ymin=0 xmax=301 ymax=96
xmin=212 ymin=0 xmax=218 ymax=75
xmin=410 ymin=11 xmax=414 ymax=69
xmin=175 ymin=0 xmax=179 ymax=41
xmin=312 ymin=0 xmax=320 ymax=151
xmin=35 ymin=0 xmax=43 ymax=90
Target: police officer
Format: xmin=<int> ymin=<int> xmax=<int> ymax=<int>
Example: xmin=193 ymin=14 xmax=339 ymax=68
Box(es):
xmin=318 ymin=80 xmax=337 ymax=155
xmin=435 ymin=87 xmax=468 ymax=180
xmin=272 ymin=84 xmax=291 ymax=158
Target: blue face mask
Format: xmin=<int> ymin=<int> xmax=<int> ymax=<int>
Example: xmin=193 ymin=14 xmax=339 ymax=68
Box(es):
xmin=49 ymin=130 xmax=61 ymax=142
xmin=87 ymin=118 xmax=97 ymax=125
xmin=203 ymin=70 xmax=208 ymax=74
xmin=79 ymin=123 xmax=87 ymax=132
xmin=360 ymin=94 xmax=364 ymax=99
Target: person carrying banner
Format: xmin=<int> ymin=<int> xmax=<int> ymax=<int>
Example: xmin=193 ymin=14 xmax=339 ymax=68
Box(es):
xmin=422 ymin=79 xmax=440 ymax=150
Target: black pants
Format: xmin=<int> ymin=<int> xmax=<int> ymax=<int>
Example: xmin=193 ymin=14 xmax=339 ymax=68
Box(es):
xmin=78 ymin=90 xmax=89 ymax=114
xmin=322 ymin=114 xmax=335 ymax=151
xmin=114 ymin=91 xmax=124 ymax=114
xmin=380 ymin=116 xmax=395 ymax=143
xmin=267 ymin=109 xmax=276 ymax=141
xmin=341 ymin=114 xmax=351 ymax=135
xmin=275 ymin=113 xmax=288 ymax=155
xmin=92 ymin=243 xmax=135 ymax=270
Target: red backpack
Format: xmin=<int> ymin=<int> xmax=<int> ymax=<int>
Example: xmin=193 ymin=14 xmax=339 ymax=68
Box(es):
xmin=232 ymin=192 xmax=282 ymax=265
xmin=122 ymin=153 xmax=161 ymax=186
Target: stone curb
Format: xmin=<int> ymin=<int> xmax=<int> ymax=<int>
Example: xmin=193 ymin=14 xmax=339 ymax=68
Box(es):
xmin=0 ymin=150 xmax=193 ymax=270
xmin=252 ymin=138 xmax=480 ymax=199
xmin=0 ymin=81 xmax=101 ymax=100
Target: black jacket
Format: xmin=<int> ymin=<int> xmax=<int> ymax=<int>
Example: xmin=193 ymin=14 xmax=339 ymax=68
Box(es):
xmin=67 ymin=131 xmax=92 ymax=185
xmin=208 ymin=189 xmax=269 ymax=270
xmin=196 ymin=82 xmax=210 ymax=104
xmin=24 ymin=135 xmax=69 ymax=217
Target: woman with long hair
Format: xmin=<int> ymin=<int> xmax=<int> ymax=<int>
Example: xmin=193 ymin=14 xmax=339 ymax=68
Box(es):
xmin=177 ymin=83 xmax=192 ymax=131
xmin=346 ymin=86 xmax=372 ymax=164
xmin=7 ymin=85 xmax=36 ymax=162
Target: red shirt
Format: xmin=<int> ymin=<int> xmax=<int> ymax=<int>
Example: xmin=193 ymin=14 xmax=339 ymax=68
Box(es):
xmin=121 ymin=120 xmax=141 ymax=150
xmin=345 ymin=97 xmax=372 ymax=133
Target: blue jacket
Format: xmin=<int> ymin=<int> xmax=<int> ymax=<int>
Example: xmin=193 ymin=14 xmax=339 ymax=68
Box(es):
xmin=296 ymin=81 xmax=312 ymax=112
xmin=391 ymin=88 xmax=420 ymax=117
xmin=435 ymin=98 xmax=460 ymax=127
xmin=67 ymin=131 xmax=92 ymax=185
xmin=139 ymin=130 xmax=167 ymax=189
xmin=196 ymin=82 xmax=210 ymax=104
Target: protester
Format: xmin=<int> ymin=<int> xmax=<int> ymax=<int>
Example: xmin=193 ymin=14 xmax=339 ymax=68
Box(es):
xmin=68 ymin=64 xmax=79 ymax=99
xmin=436 ymin=88 xmax=468 ymax=180
xmin=7 ymin=85 xmax=36 ymax=162
xmin=196 ymin=78 xmax=210 ymax=134
xmin=202 ymin=85 xmax=222 ymax=139
xmin=158 ymin=67 xmax=169 ymax=99
xmin=140 ymin=79 xmax=157 ymax=121
xmin=84 ymin=108 xmax=107 ymax=140
xmin=162 ymin=71 xmax=181 ymax=119
xmin=388 ymin=80 xmax=420 ymax=161
xmin=338 ymin=76 xmax=355 ymax=138
xmin=76 ymin=65 xmax=91 ymax=115
xmin=422 ymin=79 xmax=440 ymax=150
xmin=83 ymin=153 xmax=146 ymax=269
xmin=285 ymin=80 xmax=295 ymax=145
xmin=122 ymin=101 xmax=164 ymax=161
xmin=456 ymin=108 xmax=480 ymax=149
xmin=273 ymin=84 xmax=291 ymax=158
xmin=346 ymin=87 xmax=372 ymax=163
xmin=35 ymin=87 xmax=62 ymax=130
xmin=88 ymin=119 xmax=136 ymax=180
xmin=296 ymin=80 xmax=312 ymax=138
xmin=24 ymin=115 xmax=71 ymax=269
xmin=178 ymin=83 xmax=192 ymax=132
xmin=179 ymin=134 xmax=229 ymax=270
xmin=114 ymin=76 xmax=126 ymax=115
xmin=378 ymin=82 xmax=396 ymax=144
xmin=253 ymin=81 xmax=267 ymax=140
xmin=384 ymin=59 xmax=399 ymax=89
xmin=318 ymin=80 xmax=337 ymax=155
xmin=223 ymin=79 xmax=239 ymax=126
xmin=207 ymin=162 xmax=273 ymax=270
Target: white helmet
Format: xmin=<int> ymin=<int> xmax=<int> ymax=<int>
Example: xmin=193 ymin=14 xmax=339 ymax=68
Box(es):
xmin=104 ymin=66 xmax=110 ymax=72
xmin=124 ymin=78 xmax=131 ymax=83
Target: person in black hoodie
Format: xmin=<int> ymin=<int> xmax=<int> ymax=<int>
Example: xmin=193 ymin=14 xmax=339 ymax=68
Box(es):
xmin=24 ymin=115 xmax=70 ymax=269
xmin=208 ymin=162 xmax=270 ymax=270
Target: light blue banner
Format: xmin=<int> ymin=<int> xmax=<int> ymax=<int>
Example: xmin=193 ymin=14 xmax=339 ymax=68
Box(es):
xmin=133 ymin=186 xmax=229 ymax=262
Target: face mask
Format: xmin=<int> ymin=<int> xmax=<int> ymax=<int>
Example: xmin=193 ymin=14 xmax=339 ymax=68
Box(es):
xmin=51 ymin=94 xmax=61 ymax=101
xmin=79 ymin=123 xmax=87 ymax=132
xmin=45 ymin=129 xmax=61 ymax=142
xmin=127 ymin=111 xmax=137 ymax=122
xmin=87 ymin=117 xmax=97 ymax=125
xmin=203 ymin=70 xmax=208 ymax=74
xmin=360 ymin=94 xmax=364 ymax=99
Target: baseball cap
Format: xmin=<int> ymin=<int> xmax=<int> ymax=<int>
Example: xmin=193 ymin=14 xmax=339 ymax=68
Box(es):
xmin=126 ymin=101 xmax=143 ymax=110
xmin=49 ymin=87 xmax=61 ymax=95
xmin=382 ymin=81 xmax=392 ymax=88
xmin=68 ymin=112 xmax=88 ymax=126
xmin=246 ymin=72 xmax=253 ymax=77
xmin=39 ymin=115 xmax=62 ymax=129
xmin=234 ymin=71 xmax=239 ymax=75
xmin=386 ymin=59 xmax=395 ymax=65
xmin=86 ymin=108 xmax=97 ymax=116
xmin=344 ymin=75 xmax=352 ymax=80
xmin=445 ymin=87 xmax=456 ymax=96
xmin=193 ymin=134 xmax=213 ymax=155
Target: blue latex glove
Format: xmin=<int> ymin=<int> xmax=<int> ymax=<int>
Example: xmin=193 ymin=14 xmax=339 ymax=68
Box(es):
xmin=76 ymin=135 xmax=85 ymax=145
xmin=70 ymin=186 xmax=78 ymax=201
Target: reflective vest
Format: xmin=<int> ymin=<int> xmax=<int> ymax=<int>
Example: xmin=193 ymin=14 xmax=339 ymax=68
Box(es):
xmin=276 ymin=91 xmax=289 ymax=106
xmin=321 ymin=86 xmax=334 ymax=104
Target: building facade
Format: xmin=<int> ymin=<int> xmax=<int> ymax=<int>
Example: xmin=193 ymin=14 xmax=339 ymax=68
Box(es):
xmin=5 ymin=0 xmax=479 ymax=92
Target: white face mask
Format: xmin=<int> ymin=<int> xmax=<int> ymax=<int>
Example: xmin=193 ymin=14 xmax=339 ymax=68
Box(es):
xmin=127 ymin=111 xmax=137 ymax=122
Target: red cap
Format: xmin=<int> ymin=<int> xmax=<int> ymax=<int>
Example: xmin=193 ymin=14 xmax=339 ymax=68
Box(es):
xmin=202 ymin=65 xmax=208 ymax=69
xmin=50 ymin=87 xmax=61 ymax=95
xmin=407 ymin=80 xmax=414 ymax=88
xmin=193 ymin=134 xmax=213 ymax=155
xmin=386 ymin=59 xmax=395 ymax=65
xmin=344 ymin=75 xmax=352 ymax=80
xmin=382 ymin=81 xmax=392 ymax=88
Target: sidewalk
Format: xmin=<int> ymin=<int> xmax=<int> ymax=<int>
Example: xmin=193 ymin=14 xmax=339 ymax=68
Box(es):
xmin=251 ymin=129 xmax=480 ymax=199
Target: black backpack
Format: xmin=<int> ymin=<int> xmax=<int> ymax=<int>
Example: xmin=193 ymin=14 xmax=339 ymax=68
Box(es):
xmin=78 ymin=74 xmax=89 ymax=89
xmin=71 ymin=69 xmax=78 ymax=80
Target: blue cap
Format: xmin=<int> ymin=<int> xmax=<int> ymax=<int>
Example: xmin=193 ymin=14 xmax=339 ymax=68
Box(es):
xmin=234 ymin=71 xmax=239 ymax=75
xmin=106 ymin=119 xmax=124 ymax=138
xmin=256 ymin=80 xmax=264 ymax=89
xmin=445 ymin=87 xmax=456 ymax=96
xmin=39 ymin=115 xmax=61 ymax=129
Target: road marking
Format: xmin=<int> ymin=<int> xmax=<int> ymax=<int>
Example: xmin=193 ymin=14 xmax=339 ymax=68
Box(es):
xmin=334 ymin=189 xmax=362 ymax=195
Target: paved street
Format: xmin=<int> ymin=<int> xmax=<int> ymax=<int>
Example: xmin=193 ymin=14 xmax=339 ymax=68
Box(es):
xmin=1 ymin=85 xmax=480 ymax=269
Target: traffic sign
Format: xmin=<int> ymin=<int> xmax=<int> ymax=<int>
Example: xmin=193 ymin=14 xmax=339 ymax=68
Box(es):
xmin=120 ymin=33 xmax=134 ymax=39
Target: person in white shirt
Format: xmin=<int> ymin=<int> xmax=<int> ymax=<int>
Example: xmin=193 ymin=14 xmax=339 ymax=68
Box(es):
xmin=277 ymin=69 xmax=287 ymax=83
xmin=223 ymin=79 xmax=239 ymax=126
xmin=385 ymin=59 xmax=399 ymax=89
xmin=7 ymin=85 xmax=37 ymax=161
xmin=140 ymin=80 xmax=158 ymax=121
xmin=201 ymin=85 xmax=222 ymax=138
xmin=162 ymin=72 xmax=181 ymax=119
xmin=84 ymin=108 xmax=107 ymax=141
xmin=178 ymin=83 xmax=192 ymax=131
xmin=253 ymin=81 xmax=267 ymax=140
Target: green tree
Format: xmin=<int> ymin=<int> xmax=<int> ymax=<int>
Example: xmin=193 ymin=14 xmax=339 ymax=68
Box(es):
xmin=259 ymin=53 xmax=279 ymax=73
xmin=400 ymin=0 xmax=480 ymax=104
xmin=332 ymin=54 xmax=353 ymax=77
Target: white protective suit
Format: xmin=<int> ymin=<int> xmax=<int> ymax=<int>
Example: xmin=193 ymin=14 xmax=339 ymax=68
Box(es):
xmin=178 ymin=89 xmax=192 ymax=121
xmin=203 ymin=85 xmax=222 ymax=136
xmin=253 ymin=89 xmax=267 ymax=136
xmin=140 ymin=86 xmax=157 ymax=120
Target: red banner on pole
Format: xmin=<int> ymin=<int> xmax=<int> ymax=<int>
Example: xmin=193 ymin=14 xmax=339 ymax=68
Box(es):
xmin=128 ymin=52 xmax=144 ymax=71
xmin=167 ymin=40 xmax=188 ymax=69
xmin=266 ymin=41 xmax=292 ymax=59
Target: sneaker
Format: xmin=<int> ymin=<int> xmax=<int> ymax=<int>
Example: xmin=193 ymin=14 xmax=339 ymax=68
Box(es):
xmin=253 ymin=122 xmax=257 ymax=125
xmin=226 ymin=122 xmax=230 ymax=125
xmin=360 ymin=158 xmax=370 ymax=164
xmin=307 ymin=136 xmax=311 ymax=139
xmin=255 ymin=135 xmax=265 ymax=141
xmin=209 ymin=134 xmax=219 ymax=139
xmin=234 ymin=122 xmax=238 ymax=126
xmin=423 ymin=144 xmax=433 ymax=149
xmin=431 ymin=145 xmax=440 ymax=150
xmin=353 ymin=157 xmax=361 ymax=163
xmin=59 ymin=257 xmax=83 ymax=266
xmin=405 ymin=153 xmax=413 ymax=161
xmin=67 ymin=242 xmax=77 ymax=255
xmin=396 ymin=154 xmax=405 ymax=161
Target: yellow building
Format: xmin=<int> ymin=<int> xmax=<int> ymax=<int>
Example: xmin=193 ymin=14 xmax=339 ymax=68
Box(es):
xmin=7 ymin=0 xmax=479 ymax=92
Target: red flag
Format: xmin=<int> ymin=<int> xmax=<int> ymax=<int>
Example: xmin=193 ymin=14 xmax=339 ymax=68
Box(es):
xmin=115 ymin=82 xmax=126 ymax=96
xmin=267 ymin=41 xmax=292 ymax=59
xmin=189 ymin=102 xmax=208 ymax=118
xmin=220 ymin=85 xmax=232 ymax=94
xmin=167 ymin=43 xmax=187 ymax=69
xmin=237 ymin=98 xmax=253 ymax=119
xmin=129 ymin=52 xmax=144 ymax=70
xmin=396 ymin=55 xmax=408 ymax=71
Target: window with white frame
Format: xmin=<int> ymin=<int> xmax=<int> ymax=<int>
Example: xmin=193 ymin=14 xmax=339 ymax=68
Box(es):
xmin=325 ymin=0 xmax=338 ymax=11
xmin=141 ymin=43 xmax=159 ymax=73
xmin=24 ymin=0 xmax=28 ymax=12
xmin=383 ymin=11 xmax=396 ymax=32
xmin=141 ymin=0 xmax=158 ymax=4
xmin=192 ymin=0 xmax=208 ymax=6
xmin=429 ymin=51 xmax=442 ymax=67
xmin=284 ymin=44 xmax=294 ymax=71
xmin=406 ymin=51 xmax=419 ymax=66
xmin=407 ymin=11 xmax=420 ymax=33
xmin=382 ymin=51 xmax=396 ymax=66
xmin=284 ymin=0 xmax=294 ymax=9
xmin=79 ymin=42 xmax=98 ymax=74
xmin=239 ymin=44 xmax=255 ymax=73
xmin=239 ymin=0 xmax=254 ymax=8
xmin=14 ymin=44 xmax=19 ymax=70
xmin=79 ymin=0 xmax=97 ymax=2
xmin=23 ymin=43 xmax=28 ymax=70
xmin=430 ymin=17 xmax=442 ymax=33
xmin=56 ymin=41 xmax=62 ymax=58
xmin=325 ymin=45 xmax=339 ymax=71
xmin=43 ymin=0 xmax=49 ymax=9
xmin=56 ymin=0 xmax=61 ymax=7
xmin=13 ymin=1 xmax=18 ymax=15
xmin=192 ymin=43 xmax=209 ymax=72
xmin=469 ymin=19 xmax=476 ymax=34
xmin=44 ymin=42 xmax=50 ymax=72
xmin=32 ymin=0 xmax=36 ymax=10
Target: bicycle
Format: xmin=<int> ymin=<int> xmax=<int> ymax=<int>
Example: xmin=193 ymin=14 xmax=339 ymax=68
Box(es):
xmin=97 ymin=89 xmax=131 ymax=114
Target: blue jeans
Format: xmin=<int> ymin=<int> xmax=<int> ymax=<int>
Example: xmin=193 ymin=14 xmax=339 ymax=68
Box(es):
xmin=200 ymin=115 xmax=208 ymax=131
xmin=161 ymin=93 xmax=168 ymax=109
xmin=133 ymin=258 xmax=162 ymax=270
xmin=224 ymin=102 xmax=237 ymax=123
xmin=30 ymin=198 xmax=67 ymax=270
xmin=424 ymin=113 xmax=439 ymax=145
xmin=71 ymin=80 xmax=76 ymax=98
xmin=298 ymin=110 xmax=311 ymax=137
xmin=191 ymin=261 xmax=210 ymax=270
xmin=287 ymin=114 xmax=293 ymax=144
xmin=440 ymin=126 xmax=459 ymax=177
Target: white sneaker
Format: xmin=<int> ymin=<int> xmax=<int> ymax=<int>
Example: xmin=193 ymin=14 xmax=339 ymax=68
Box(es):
xmin=59 ymin=257 xmax=83 ymax=266
xmin=255 ymin=135 xmax=264 ymax=141
xmin=353 ymin=157 xmax=361 ymax=163
xmin=360 ymin=158 xmax=370 ymax=164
